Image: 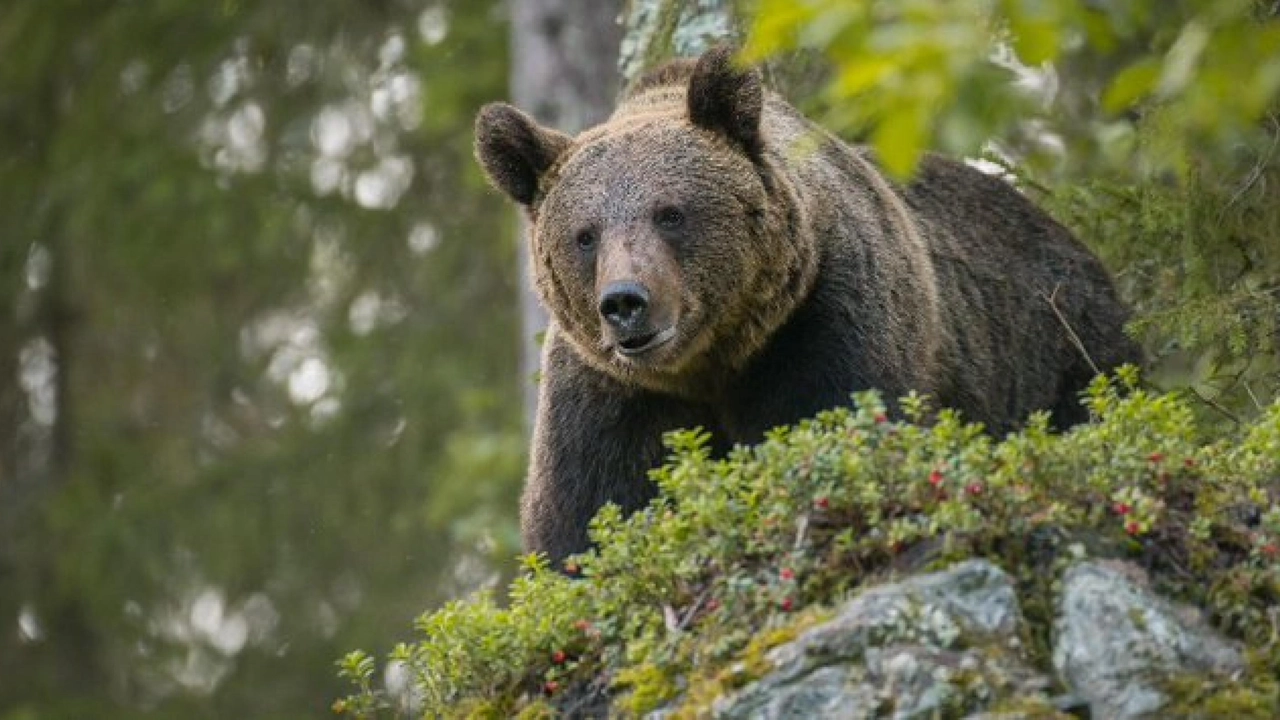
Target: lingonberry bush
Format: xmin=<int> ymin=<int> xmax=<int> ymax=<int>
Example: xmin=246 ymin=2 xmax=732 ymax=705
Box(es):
xmin=337 ymin=371 xmax=1280 ymax=717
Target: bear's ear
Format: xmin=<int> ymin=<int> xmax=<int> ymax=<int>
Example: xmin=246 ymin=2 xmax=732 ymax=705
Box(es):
xmin=474 ymin=103 xmax=572 ymax=206
xmin=687 ymin=45 xmax=763 ymax=155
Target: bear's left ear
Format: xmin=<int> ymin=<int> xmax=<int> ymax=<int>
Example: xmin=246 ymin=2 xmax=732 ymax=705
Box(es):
xmin=687 ymin=45 xmax=763 ymax=156
xmin=474 ymin=103 xmax=573 ymax=207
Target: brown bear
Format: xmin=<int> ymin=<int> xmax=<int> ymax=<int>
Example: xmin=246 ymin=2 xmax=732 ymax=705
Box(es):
xmin=475 ymin=46 xmax=1141 ymax=563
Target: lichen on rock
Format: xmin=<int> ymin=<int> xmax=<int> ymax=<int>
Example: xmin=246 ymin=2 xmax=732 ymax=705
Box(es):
xmin=1054 ymin=560 xmax=1244 ymax=719
xmin=712 ymin=561 xmax=1053 ymax=719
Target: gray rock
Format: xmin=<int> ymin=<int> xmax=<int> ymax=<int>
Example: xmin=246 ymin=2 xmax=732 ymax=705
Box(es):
xmin=653 ymin=558 xmax=1252 ymax=719
xmin=714 ymin=560 xmax=1051 ymax=719
xmin=1053 ymin=561 xmax=1244 ymax=719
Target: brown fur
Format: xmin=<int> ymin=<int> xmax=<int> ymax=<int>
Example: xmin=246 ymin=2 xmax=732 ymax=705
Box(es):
xmin=475 ymin=47 xmax=1142 ymax=562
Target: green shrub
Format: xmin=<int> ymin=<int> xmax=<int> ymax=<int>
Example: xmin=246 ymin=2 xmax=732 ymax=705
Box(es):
xmin=1036 ymin=166 xmax=1280 ymax=421
xmin=337 ymin=371 xmax=1280 ymax=717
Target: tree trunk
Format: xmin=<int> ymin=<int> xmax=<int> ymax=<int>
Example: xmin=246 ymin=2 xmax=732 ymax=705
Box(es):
xmin=510 ymin=0 xmax=625 ymax=427
xmin=618 ymin=0 xmax=744 ymax=86
xmin=0 ymin=68 xmax=100 ymax=710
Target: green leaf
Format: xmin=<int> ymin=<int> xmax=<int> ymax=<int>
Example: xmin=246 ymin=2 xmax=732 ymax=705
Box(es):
xmin=872 ymin=102 xmax=927 ymax=178
xmin=1009 ymin=18 xmax=1061 ymax=66
xmin=834 ymin=57 xmax=896 ymax=96
xmin=1103 ymin=58 xmax=1160 ymax=113
xmin=1157 ymin=20 xmax=1210 ymax=97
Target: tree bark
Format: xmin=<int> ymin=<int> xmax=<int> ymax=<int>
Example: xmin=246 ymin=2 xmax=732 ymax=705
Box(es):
xmin=618 ymin=0 xmax=744 ymax=86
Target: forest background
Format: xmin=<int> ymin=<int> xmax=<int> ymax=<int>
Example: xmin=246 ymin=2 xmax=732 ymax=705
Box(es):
xmin=1 ymin=0 xmax=1277 ymax=718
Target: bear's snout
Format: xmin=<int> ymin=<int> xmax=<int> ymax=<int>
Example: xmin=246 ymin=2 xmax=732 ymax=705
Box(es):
xmin=599 ymin=281 xmax=650 ymax=332
xmin=598 ymin=280 xmax=678 ymax=358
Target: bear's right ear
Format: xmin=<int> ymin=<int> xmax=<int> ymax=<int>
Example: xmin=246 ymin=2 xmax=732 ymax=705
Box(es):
xmin=687 ymin=45 xmax=763 ymax=156
xmin=474 ymin=103 xmax=572 ymax=206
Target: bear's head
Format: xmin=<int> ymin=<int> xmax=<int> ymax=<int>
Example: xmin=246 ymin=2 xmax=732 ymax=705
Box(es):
xmin=474 ymin=47 xmax=815 ymax=397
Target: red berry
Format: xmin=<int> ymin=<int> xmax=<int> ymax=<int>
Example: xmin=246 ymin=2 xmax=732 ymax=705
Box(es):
xmin=929 ymin=470 xmax=944 ymax=486
xmin=1125 ymin=521 xmax=1141 ymax=536
xmin=780 ymin=568 xmax=795 ymax=582
xmin=552 ymin=650 xmax=567 ymax=665
xmin=965 ymin=482 xmax=983 ymax=496
xmin=814 ymin=497 xmax=830 ymax=510
xmin=874 ymin=413 xmax=888 ymax=424
xmin=1148 ymin=452 xmax=1164 ymax=464
xmin=780 ymin=598 xmax=794 ymax=612
xmin=543 ymin=681 xmax=559 ymax=695
xmin=1113 ymin=502 xmax=1132 ymax=516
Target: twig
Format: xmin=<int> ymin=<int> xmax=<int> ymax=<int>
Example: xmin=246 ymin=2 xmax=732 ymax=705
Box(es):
xmin=794 ymin=513 xmax=810 ymax=551
xmin=1044 ymin=284 xmax=1101 ymax=376
xmin=1189 ymin=386 xmax=1242 ymax=425
xmin=669 ymin=583 xmax=716 ymax=634
xmin=662 ymin=604 xmax=681 ymax=634
xmin=1219 ymin=112 xmax=1280 ymax=223
xmin=1243 ymin=381 xmax=1265 ymax=413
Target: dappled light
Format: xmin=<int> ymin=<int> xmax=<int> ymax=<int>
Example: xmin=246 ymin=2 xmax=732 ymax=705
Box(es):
xmin=1 ymin=1 xmax=524 ymax=716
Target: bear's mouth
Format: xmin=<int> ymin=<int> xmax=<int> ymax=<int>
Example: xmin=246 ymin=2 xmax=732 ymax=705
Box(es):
xmin=616 ymin=326 xmax=677 ymax=357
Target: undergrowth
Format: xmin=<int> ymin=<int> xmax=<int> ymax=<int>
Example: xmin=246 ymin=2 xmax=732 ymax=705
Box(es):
xmin=335 ymin=369 xmax=1280 ymax=718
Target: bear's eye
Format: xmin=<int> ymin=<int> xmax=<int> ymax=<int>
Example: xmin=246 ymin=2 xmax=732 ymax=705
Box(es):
xmin=575 ymin=229 xmax=598 ymax=251
xmin=653 ymin=206 xmax=685 ymax=230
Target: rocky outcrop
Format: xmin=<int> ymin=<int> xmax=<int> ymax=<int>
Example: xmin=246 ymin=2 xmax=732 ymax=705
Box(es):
xmin=704 ymin=559 xmax=1242 ymax=720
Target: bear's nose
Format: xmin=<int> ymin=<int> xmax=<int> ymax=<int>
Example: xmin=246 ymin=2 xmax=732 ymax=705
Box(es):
xmin=599 ymin=281 xmax=650 ymax=331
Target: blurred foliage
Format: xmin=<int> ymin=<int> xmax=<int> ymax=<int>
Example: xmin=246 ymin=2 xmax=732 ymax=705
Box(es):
xmin=338 ymin=377 xmax=1280 ymax=716
xmin=745 ymin=0 xmax=1280 ymax=178
xmin=0 ymin=1 xmax=524 ymax=718
xmin=746 ymin=0 xmax=1280 ymax=422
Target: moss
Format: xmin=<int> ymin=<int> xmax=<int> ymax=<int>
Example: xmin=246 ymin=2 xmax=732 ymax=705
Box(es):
xmin=735 ymin=616 xmax=819 ymax=677
xmin=1162 ymin=667 xmax=1280 ymax=719
xmin=981 ymin=695 xmax=1076 ymax=719
xmin=613 ymin=662 xmax=680 ymax=715
xmin=672 ymin=608 xmax=828 ymax=717
xmin=512 ymin=702 xmax=556 ymax=720
xmin=453 ymin=698 xmax=515 ymax=719
xmin=1128 ymin=606 xmax=1149 ymax=631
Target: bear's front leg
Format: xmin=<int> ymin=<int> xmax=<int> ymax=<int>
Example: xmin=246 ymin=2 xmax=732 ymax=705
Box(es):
xmin=522 ymin=332 xmax=709 ymax=565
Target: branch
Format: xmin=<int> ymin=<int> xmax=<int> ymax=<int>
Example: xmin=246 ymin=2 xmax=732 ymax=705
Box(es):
xmin=1188 ymin=387 xmax=1242 ymax=425
xmin=1218 ymin=112 xmax=1280 ymax=224
xmin=1044 ymin=283 xmax=1101 ymax=377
